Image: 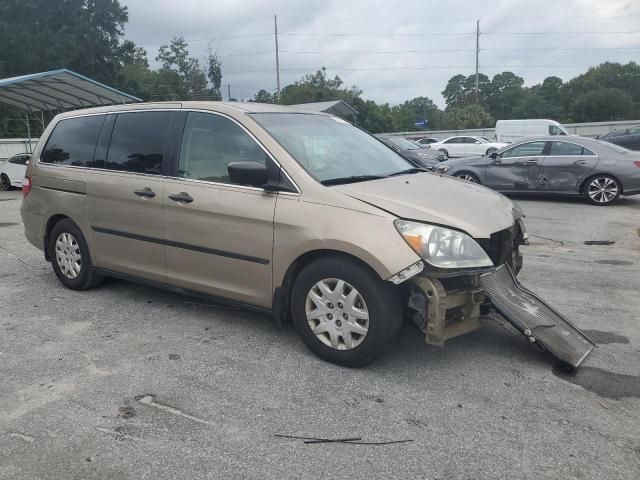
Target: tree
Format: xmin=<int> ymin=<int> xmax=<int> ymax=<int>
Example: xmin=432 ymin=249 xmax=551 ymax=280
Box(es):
xmin=0 ymin=0 xmax=129 ymax=82
xmin=250 ymin=89 xmax=276 ymax=103
xmin=438 ymin=104 xmax=494 ymax=130
xmin=568 ymin=88 xmax=636 ymax=122
xmin=207 ymin=51 xmax=223 ymax=100
xmin=156 ymin=37 xmax=207 ymax=98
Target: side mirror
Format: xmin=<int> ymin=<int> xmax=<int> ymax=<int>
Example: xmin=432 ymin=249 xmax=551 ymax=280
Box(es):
xmin=228 ymin=161 xmax=268 ymax=187
xmin=489 ymin=152 xmax=499 ymax=160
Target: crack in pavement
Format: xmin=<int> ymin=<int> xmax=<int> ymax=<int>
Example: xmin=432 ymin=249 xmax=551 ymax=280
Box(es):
xmin=135 ymin=394 xmax=213 ymax=426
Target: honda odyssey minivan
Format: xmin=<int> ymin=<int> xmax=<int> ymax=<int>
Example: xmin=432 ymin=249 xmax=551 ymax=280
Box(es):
xmin=20 ymin=102 xmax=594 ymax=367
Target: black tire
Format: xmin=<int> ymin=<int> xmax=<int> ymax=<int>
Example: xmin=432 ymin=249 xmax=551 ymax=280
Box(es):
xmin=50 ymin=219 xmax=104 ymax=290
xmin=583 ymin=174 xmax=621 ymax=206
xmin=439 ymin=149 xmax=449 ymax=159
xmin=0 ymin=174 xmax=11 ymax=191
xmin=291 ymin=256 xmax=402 ymax=367
xmin=454 ymin=171 xmax=480 ymax=184
xmin=486 ymin=147 xmax=498 ymax=155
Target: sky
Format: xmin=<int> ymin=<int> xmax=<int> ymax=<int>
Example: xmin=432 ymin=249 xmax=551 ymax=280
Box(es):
xmin=123 ymin=0 xmax=640 ymax=107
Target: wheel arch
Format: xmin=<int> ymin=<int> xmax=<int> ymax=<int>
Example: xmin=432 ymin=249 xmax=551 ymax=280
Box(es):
xmin=272 ymin=249 xmax=386 ymax=325
xmin=579 ymin=172 xmax=624 ymax=196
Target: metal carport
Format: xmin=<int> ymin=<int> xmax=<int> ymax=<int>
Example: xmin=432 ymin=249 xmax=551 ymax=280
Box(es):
xmin=0 ymin=68 xmax=141 ymax=151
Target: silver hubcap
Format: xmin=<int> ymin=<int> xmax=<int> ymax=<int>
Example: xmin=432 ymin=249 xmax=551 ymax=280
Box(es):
xmin=305 ymin=278 xmax=369 ymax=350
xmin=55 ymin=232 xmax=82 ymax=279
xmin=458 ymin=174 xmax=477 ymax=183
xmin=588 ymin=177 xmax=618 ymax=203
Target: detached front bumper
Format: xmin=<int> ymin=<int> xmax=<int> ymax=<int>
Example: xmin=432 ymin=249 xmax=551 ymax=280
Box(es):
xmin=406 ymin=264 xmax=595 ymax=368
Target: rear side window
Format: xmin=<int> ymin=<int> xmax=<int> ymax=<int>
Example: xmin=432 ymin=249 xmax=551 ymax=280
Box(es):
xmin=501 ymin=141 xmax=547 ymax=158
xmin=41 ymin=115 xmax=105 ymax=166
xmin=106 ymin=111 xmax=173 ymax=175
xmin=549 ymin=142 xmax=594 ymax=156
xmin=178 ymin=112 xmax=267 ymax=184
xmin=549 ymin=125 xmax=567 ymax=136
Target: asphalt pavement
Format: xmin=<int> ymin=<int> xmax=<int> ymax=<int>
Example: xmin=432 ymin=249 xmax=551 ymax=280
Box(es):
xmin=1 ymin=188 xmax=639 ymax=479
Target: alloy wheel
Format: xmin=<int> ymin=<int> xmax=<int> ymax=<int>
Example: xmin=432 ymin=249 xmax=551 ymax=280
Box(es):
xmin=0 ymin=175 xmax=10 ymax=191
xmin=305 ymin=278 xmax=369 ymax=350
xmin=55 ymin=232 xmax=82 ymax=279
xmin=457 ymin=173 xmax=478 ymax=183
xmin=587 ymin=177 xmax=618 ymax=204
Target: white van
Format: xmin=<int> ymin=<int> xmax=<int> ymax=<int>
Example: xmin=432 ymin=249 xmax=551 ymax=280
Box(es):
xmin=495 ymin=119 xmax=570 ymax=143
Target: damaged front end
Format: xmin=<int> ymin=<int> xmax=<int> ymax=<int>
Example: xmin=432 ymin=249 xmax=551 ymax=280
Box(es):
xmin=397 ymin=221 xmax=594 ymax=368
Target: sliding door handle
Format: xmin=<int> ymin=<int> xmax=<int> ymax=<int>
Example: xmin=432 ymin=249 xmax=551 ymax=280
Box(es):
xmin=168 ymin=192 xmax=194 ymax=204
xmin=133 ymin=187 xmax=156 ymax=198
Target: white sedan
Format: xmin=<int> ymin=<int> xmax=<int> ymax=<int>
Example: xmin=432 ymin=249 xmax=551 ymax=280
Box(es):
xmin=0 ymin=153 xmax=30 ymax=190
xmin=429 ymin=136 xmax=507 ymax=159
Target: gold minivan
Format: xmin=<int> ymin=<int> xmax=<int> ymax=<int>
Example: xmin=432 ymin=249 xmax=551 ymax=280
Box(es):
xmin=20 ymin=102 xmax=594 ymax=367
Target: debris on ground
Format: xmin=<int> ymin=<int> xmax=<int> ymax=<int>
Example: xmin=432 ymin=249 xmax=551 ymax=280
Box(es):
xmin=584 ymin=240 xmax=615 ymax=245
xmin=274 ymin=434 xmax=413 ymax=445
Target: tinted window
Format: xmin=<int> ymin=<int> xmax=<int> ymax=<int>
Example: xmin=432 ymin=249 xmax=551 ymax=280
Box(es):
xmin=627 ymin=128 xmax=640 ymax=135
xmin=463 ymin=137 xmax=480 ymax=144
xmin=501 ymin=141 xmax=547 ymax=158
xmin=178 ymin=112 xmax=268 ymax=184
xmin=106 ymin=112 xmax=173 ymax=175
xmin=41 ymin=115 xmax=105 ymax=166
xmin=549 ymin=142 xmax=594 ymax=156
xmin=445 ymin=137 xmax=462 ymax=144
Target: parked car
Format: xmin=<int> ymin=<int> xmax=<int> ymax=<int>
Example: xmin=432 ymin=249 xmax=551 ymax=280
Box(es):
xmin=21 ymin=102 xmax=591 ymax=368
xmin=0 ymin=152 xmax=30 ymax=190
xmin=374 ymin=134 xmax=445 ymax=169
xmin=496 ymin=119 xmax=569 ymax=143
xmin=430 ymin=136 xmax=507 ymax=159
xmin=436 ymin=136 xmax=640 ymax=205
xmin=597 ymin=126 xmax=640 ymax=151
xmin=412 ymin=137 xmax=440 ymax=145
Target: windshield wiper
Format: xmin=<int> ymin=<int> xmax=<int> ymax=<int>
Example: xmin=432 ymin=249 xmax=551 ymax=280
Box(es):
xmin=321 ymin=175 xmax=386 ymax=186
xmin=388 ymin=167 xmax=428 ymax=177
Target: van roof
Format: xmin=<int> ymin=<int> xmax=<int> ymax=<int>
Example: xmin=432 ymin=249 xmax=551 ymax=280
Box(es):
xmin=54 ymin=101 xmax=329 ymax=119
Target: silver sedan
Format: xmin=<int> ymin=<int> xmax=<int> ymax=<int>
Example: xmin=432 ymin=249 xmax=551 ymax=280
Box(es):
xmin=436 ymin=136 xmax=640 ymax=205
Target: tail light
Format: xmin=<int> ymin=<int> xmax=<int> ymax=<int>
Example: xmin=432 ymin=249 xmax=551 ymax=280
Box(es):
xmin=22 ymin=176 xmax=31 ymax=197
xmin=634 ymin=161 xmax=640 ymax=168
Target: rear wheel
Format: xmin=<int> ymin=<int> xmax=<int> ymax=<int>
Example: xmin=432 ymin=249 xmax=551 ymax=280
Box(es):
xmin=439 ymin=149 xmax=449 ymax=159
xmin=454 ymin=172 xmax=480 ymax=184
xmin=50 ymin=219 xmax=104 ymax=290
xmin=584 ymin=175 xmax=621 ymax=205
xmin=0 ymin=174 xmax=11 ymax=191
xmin=291 ymin=257 xmax=402 ymax=367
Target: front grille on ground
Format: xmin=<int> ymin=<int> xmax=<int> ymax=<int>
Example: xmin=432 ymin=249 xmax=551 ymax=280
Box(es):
xmin=480 ymin=265 xmax=595 ymax=368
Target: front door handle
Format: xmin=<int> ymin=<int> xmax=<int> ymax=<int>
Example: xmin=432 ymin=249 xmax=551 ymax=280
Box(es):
xmin=134 ymin=187 xmax=156 ymax=198
xmin=524 ymin=159 xmax=539 ymax=165
xmin=168 ymin=192 xmax=194 ymax=204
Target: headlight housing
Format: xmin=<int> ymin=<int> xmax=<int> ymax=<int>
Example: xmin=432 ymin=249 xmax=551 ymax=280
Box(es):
xmin=436 ymin=165 xmax=450 ymax=174
xmin=394 ymin=220 xmax=493 ymax=269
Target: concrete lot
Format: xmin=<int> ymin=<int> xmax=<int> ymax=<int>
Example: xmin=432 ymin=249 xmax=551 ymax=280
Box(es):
xmin=1 ymin=188 xmax=639 ymax=480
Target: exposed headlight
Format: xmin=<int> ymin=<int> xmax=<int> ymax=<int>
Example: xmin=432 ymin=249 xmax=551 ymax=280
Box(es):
xmin=394 ymin=220 xmax=493 ymax=269
xmin=436 ymin=165 xmax=450 ymax=174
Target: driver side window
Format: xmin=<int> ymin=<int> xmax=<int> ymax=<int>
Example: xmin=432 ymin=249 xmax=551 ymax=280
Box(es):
xmin=178 ymin=112 xmax=268 ymax=184
xmin=501 ymin=141 xmax=547 ymax=159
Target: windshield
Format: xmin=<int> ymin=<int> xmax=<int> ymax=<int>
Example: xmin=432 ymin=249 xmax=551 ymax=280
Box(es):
xmin=251 ymin=113 xmax=413 ymax=183
xmin=384 ymin=136 xmax=421 ymax=150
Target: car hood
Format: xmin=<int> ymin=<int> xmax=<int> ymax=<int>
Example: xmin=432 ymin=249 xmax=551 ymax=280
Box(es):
xmin=335 ymin=173 xmax=521 ymax=238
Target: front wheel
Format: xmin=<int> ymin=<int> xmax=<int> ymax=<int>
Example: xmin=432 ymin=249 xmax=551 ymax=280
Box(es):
xmin=439 ymin=149 xmax=449 ymax=159
xmin=486 ymin=147 xmax=498 ymax=155
xmin=454 ymin=172 xmax=480 ymax=184
xmin=291 ymin=257 xmax=402 ymax=367
xmin=584 ymin=175 xmax=621 ymax=205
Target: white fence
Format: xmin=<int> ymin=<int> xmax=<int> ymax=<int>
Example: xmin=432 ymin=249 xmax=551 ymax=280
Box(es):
xmin=0 ymin=138 xmax=39 ymax=161
xmin=392 ymin=119 xmax=640 ymax=140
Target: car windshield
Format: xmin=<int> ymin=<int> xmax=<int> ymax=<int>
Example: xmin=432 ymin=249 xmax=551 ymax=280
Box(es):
xmin=251 ymin=113 xmax=414 ymax=183
xmin=384 ymin=136 xmax=421 ymax=150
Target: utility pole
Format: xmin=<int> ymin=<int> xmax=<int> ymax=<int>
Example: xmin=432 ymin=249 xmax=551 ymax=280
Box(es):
xmin=475 ymin=19 xmax=480 ymax=103
xmin=274 ymin=14 xmax=281 ymax=102
xmin=227 ymin=83 xmax=231 ymax=101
